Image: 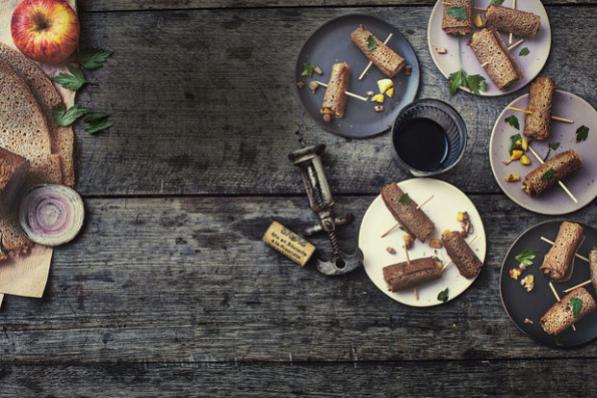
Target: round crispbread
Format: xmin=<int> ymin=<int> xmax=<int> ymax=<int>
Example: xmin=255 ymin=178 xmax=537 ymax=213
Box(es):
xmin=0 ymin=43 xmax=75 ymax=187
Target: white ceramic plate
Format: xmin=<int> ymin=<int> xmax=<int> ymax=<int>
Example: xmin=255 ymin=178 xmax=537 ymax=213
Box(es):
xmin=359 ymin=178 xmax=486 ymax=307
xmin=489 ymin=90 xmax=597 ymax=215
xmin=427 ymin=0 xmax=551 ymax=96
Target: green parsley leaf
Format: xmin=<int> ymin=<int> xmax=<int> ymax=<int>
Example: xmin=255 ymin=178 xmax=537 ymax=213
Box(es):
xmin=570 ymin=297 xmax=583 ymax=318
xmin=465 ymin=74 xmax=487 ymax=95
xmin=85 ymin=118 xmax=113 ymax=134
xmin=519 ymin=47 xmax=530 ymax=56
xmin=448 ymin=70 xmax=465 ymax=96
xmin=514 ymin=250 xmax=536 ymax=266
xmin=548 ymin=142 xmax=560 ymax=150
xmin=505 ymin=115 xmax=520 ymax=130
xmin=399 ymin=193 xmax=412 ymax=205
xmin=541 ymin=167 xmax=556 ymax=181
xmin=448 ymin=70 xmax=487 ymax=96
xmin=509 ymin=134 xmax=522 ymax=154
xmin=491 ymin=0 xmax=505 ymax=4
xmin=301 ymin=63 xmax=316 ymax=77
xmin=78 ymin=49 xmax=113 ymax=70
xmin=438 ymin=288 xmax=449 ymax=303
xmin=52 ymin=66 xmax=93 ymax=91
xmin=367 ymin=35 xmax=377 ymax=51
xmin=576 ymin=125 xmax=589 ymax=142
xmin=53 ymin=103 xmax=89 ymax=127
xmin=447 ymin=6 xmax=467 ymax=21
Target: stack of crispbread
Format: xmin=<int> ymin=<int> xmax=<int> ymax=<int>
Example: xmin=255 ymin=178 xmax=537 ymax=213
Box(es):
xmin=0 ymin=44 xmax=75 ymax=258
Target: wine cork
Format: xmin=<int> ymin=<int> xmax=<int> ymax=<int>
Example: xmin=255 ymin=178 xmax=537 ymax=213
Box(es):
xmin=262 ymin=221 xmax=315 ymax=266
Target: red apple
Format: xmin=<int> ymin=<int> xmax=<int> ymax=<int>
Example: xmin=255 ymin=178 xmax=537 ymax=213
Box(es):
xmin=11 ymin=0 xmax=80 ymax=64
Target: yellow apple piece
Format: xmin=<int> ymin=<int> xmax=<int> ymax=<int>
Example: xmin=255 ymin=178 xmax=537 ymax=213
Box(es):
xmin=376 ymin=79 xmax=394 ymax=94
xmin=385 ymin=88 xmax=395 ymax=98
xmin=371 ymin=94 xmax=385 ymax=104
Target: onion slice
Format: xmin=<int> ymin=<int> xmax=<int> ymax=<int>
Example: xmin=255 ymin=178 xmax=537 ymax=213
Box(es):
xmin=18 ymin=184 xmax=85 ymax=246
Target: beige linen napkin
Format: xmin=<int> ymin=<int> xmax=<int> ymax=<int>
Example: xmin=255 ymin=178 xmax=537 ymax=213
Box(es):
xmin=0 ymin=0 xmax=77 ymax=307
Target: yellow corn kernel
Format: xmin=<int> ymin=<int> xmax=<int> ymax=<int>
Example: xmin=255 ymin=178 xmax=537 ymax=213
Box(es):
xmin=520 ymin=155 xmax=531 ymax=165
xmin=456 ymin=212 xmax=465 ymax=222
xmin=511 ymin=150 xmax=524 ymax=161
xmin=371 ymin=94 xmax=385 ymax=103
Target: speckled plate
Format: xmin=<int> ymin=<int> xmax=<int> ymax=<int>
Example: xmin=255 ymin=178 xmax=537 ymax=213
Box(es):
xmin=427 ymin=0 xmax=551 ymax=96
xmin=489 ymin=90 xmax=597 ymax=215
xmin=296 ymin=14 xmax=420 ymax=138
xmin=500 ymin=220 xmax=597 ymax=348
xmin=359 ymin=178 xmax=486 ymax=307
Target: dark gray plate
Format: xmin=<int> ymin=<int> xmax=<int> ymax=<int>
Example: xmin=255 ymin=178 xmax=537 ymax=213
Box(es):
xmin=295 ymin=14 xmax=420 ymax=138
xmin=500 ymin=220 xmax=597 ymax=348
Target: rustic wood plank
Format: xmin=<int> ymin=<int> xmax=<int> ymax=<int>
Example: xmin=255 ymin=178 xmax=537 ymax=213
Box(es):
xmin=74 ymin=6 xmax=596 ymax=195
xmin=77 ymin=0 xmax=596 ymax=12
xmin=1 ymin=195 xmax=595 ymax=363
xmin=2 ymin=359 xmax=596 ymax=397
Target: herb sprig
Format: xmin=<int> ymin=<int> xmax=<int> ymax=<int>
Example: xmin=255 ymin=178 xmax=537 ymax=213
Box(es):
xmin=515 ymin=250 xmax=536 ymax=266
xmin=576 ymin=125 xmax=589 ymax=142
xmin=438 ymin=288 xmax=449 ymax=303
xmin=570 ymin=297 xmax=583 ymax=318
xmin=399 ymin=193 xmax=412 ymax=205
xmin=448 ymin=70 xmax=487 ymax=95
xmin=506 ymin=115 xmax=520 ymax=130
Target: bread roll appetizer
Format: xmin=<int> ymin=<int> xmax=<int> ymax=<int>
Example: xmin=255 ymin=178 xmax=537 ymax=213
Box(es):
xmin=590 ymin=249 xmax=597 ymax=292
xmin=522 ymin=150 xmax=582 ymax=196
xmin=320 ymin=63 xmax=351 ymax=123
xmin=523 ymin=77 xmax=555 ymax=141
xmin=442 ymin=0 xmax=473 ymax=36
xmin=540 ymin=287 xmax=596 ymax=336
xmin=381 ymin=183 xmax=435 ymax=242
xmin=486 ymin=5 xmax=541 ymax=38
xmin=351 ymin=27 xmax=405 ymax=78
xmin=540 ymin=221 xmax=584 ymax=282
xmin=383 ymin=257 xmax=444 ymax=292
xmin=442 ymin=230 xmax=482 ymax=278
xmin=468 ymin=28 xmax=521 ymax=90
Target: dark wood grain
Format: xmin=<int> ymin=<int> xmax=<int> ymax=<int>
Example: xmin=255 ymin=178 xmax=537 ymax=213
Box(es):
xmin=1 ymin=196 xmax=595 ymax=363
xmin=77 ymin=0 xmax=596 ymax=12
xmin=2 ymin=359 xmax=597 ymax=397
xmin=73 ymin=6 xmax=597 ymax=195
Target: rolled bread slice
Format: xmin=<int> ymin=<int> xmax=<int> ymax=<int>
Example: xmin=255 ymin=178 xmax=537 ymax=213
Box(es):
xmin=522 ymin=150 xmax=582 ymax=196
xmin=442 ymin=0 xmax=473 ymax=36
xmin=469 ymin=28 xmax=521 ymax=90
xmin=590 ymin=249 xmax=597 ymax=293
xmin=381 ymin=183 xmax=435 ymax=242
xmin=442 ymin=230 xmax=482 ymax=278
xmin=351 ymin=27 xmax=405 ymax=77
xmin=0 ymin=43 xmax=75 ymax=187
xmin=486 ymin=5 xmax=541 ymax=38
xmin=524 ymin=77 xmax=555 ymax=141
xmin=540 ymin=221 xmax=583 ymax=282
xmin=0 ymin=148 xmax=29 ymax=214
xmin=383 ymin=257 xmax=444 ymax=292
xmin=540 ymin=287 xmax=596 ymax=336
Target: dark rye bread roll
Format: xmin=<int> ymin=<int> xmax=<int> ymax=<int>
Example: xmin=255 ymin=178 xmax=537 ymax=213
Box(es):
xmin=0 ymin=43 xmax=75 ymax=187
xmin=524 ymin=77 xmax=555 ymax=141
xmin=590 ymin=249 xmax=597 ymax=293
xmin=522 ymin=150 xmax=582 ymax=196
xmin=486 ymin=5 xmax=541 ymax=38
xmin=540 ymin=221 xmax=583 ymax=282
xmin=442 ymin=230 xmax=482 ymax=278
xmin=381 ymin=183 xmax=435 ymax=242
xmin=469 ymin=28 xmax=521 ymax=90
xmin=442 ymin=0 xmax=473 ymax=36
xmin=383 ymin=257 xmax=444 ymax=292
xmin=351 ymin=27 xmax=405 ymax=78
xmin=321 ymin=62 xmax=350 ymax=120
xmin=540 ymin=287 xmax=596 ymax=336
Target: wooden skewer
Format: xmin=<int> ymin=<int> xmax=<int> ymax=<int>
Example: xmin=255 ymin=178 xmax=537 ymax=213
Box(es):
xmin=506 ymin=106 xmax=574 ymax=123
xmin=358 ymin=33 xmax=393 ymax=80
xmin=315 ymin=81 xmax=369 ymax=102
xmin=548 ymin=281 xmax=576 ymax=331
xmin=563 ymin=280 xmax=592 ymax=293
xmin=509 ymin=0 xmax=516 ymax=44
xmin=380 ymin=194 xmax=434 ymax=238
xmin=507 ymin=38 xmax=524 ymax=51
xmin=527 ymin=144 xmax=579 ymax=203
xmin=404 ymin=244 xmax=411 ymax=264
xmin=540 ymin=236 xmax=589 ymax=263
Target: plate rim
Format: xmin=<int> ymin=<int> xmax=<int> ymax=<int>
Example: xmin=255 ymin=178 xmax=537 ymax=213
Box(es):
xmin=426 ymin=0 xmax=552 ymax=97
xmin=498 ymin=218 xmax=597 ymax=349
xmin=488 ymin=89 xmax=597 ymax=215
xmin=295 ymin=12 xmax=421 ymax=139
xmin=359 ymin=177 xmax=487 ymax=307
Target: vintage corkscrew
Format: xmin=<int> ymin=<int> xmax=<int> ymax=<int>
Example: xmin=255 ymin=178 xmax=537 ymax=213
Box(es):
xmin=288 ymin=144 xmax=362 ymax=275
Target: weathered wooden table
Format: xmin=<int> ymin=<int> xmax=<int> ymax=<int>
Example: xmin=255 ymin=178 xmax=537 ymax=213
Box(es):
xmin=2 ymin=0 xmax=596 ymax=396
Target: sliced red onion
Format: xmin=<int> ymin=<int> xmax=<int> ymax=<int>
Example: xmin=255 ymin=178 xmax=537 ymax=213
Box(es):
xmin=19 ymin=185 xmax=84 ymax=246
